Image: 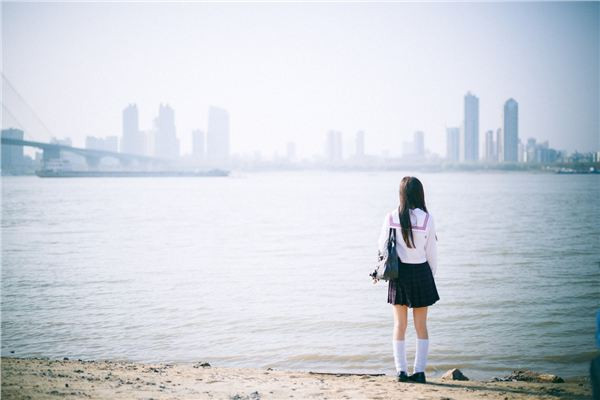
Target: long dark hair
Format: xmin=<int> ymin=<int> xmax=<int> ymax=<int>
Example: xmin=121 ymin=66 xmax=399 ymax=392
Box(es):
xmin=398 ymin=176 xmax=428 ymax=248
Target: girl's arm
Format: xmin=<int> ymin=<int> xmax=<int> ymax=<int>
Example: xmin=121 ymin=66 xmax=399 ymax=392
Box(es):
xmin=425 ymin=214 xmax=438 ymax=276
xmin=377 ymin=212 xmax=391 ymax=257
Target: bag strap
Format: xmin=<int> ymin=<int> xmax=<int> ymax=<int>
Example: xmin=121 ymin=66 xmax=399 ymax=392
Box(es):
xmin=388 ymin=212 xmax=401 ymax=262
xmin=387 ymin=212 xmax=397 ymax=247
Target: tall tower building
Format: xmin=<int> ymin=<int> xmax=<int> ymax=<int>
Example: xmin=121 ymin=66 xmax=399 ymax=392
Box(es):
xmin=121 ymin=104 xmax=144 ymax=154
xmin=496 ymin=128 xmax=503 ymax=162
xmin=503 ymin=98 xmax=519 ymax=162
xmin=1 ymin=128 xmax=24 ymax=171
xmin=325 ymin=130 xmax=342 ymax=162
xmin=446 ymin=127 xmax=460 ymax=162
xmin=153 ymin=104 xmax=179 ymax=159
xmin=414 ymin=131 xmax=425 ymax=158
xmin=355 ymin=130 xmax=365 ymax=158
xmin=286 ymin=142 xmax=296 ymax=161
xmin=464 ymin=92 xmax=479 ymax=161
xmin=192 ymin=129 xmax=205 ymax=160
xmin=335 ymin=131 xmax=342 ymax=160
xmin=485 ymin=130 xmax=495 ymax=161
xmin=526 ymin=138 xmax=538 ymax=163
xmin=206 ymin=106 xmax=230 ymax=165
xmin=518 ymin=138 xmax=525 ymax=162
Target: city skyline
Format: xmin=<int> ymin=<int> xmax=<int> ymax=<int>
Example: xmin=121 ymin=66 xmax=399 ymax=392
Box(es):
xmin=1 ymin=92 xmax=577 ymax=165
xmin=106 ymin=94 xmax=552 ymax=162
xmin=106 ymin=92 xmax=546 ymax=162
xmin=4 ymin=86 xmax=595 ymax=163
xmin=1 ymin=2 xmax=597 ymax=159
xmin=1 ymin=119 xmax=596 ymax=175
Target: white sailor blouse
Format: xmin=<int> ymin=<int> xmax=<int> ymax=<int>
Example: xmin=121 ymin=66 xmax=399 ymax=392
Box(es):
xmin=377 ymin=207 xmax=438 ymax=276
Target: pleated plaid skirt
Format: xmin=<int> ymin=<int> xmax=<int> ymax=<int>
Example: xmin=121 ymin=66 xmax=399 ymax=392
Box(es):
xmin=387 ymin=258 xmax=440 ymax=308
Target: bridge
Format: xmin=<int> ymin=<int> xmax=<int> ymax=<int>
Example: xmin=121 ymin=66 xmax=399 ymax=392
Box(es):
xmin=1 ymin=137 xmax=171 ymax=169
xmin=1 ymin=74 xmax=173 ymax=171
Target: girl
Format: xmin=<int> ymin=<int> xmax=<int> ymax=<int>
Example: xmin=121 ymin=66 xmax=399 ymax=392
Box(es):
xmin=377 ymin=176 xmax=439 ymax=384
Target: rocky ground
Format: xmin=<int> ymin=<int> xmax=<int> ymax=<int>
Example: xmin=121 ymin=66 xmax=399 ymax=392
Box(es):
xmin=0 ymin=357 xmax=592 ymax=400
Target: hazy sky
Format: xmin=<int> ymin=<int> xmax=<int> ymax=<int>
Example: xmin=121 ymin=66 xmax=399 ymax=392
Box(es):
xmin=2 ymin=1 xmax=599 ymax=158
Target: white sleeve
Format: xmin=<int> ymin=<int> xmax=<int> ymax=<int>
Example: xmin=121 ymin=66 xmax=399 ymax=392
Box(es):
xmin=377 ymin=213 xmax=391 ymax=257
xmin=425 ymin=214 xmax=438 ymax=277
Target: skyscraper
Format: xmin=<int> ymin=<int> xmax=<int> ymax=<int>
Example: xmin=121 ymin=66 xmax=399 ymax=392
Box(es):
xmin=286 ymin=142 xmax=296 ymax=161
xmin=355 ymin=130 xmax=365 ymax=158
xmin=121 ymin=104 xmax=144 ymax=154
xmin=335 ymin=131 xmax=342 ymax=160
xmin=192 ymin=129 xmax=205 ymax=160
xmin=1 ymin=128 xmax=24 ymax=171
xmin=464 ymin=92 xmax=479 ymax=161
xmin=526 ymin=137 xmax=537 ymax=163
xmin=503 ymin=98 xmax=519 ymax=162
xmin=153 ymin=104 xmax=180 ymax=159
xmin=518 ymin=139 xmax=524 ymax=162
xmin=206 ymin=106 xmax=230 ymax=165
xmin=414 ymin=131 xmax=425 ymax=158
xmin=325 ymin=130 xmax=342 ymax=162
xmin=496 ymin=128 xmax=503 ymax=162
xmin=446 ymin=127 xmax=460 ymax=162
xmin=485 ymin=130 xmax=495 ymax=161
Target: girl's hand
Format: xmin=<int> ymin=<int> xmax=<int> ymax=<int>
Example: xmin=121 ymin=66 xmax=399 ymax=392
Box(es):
xmin=370 ymin=269 xmax=379 ymax=283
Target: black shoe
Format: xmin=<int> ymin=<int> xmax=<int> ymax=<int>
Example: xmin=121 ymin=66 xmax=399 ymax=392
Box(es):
xmin=408 ymin=372 xmax=426 ymax=384
xmin=396 ymin=371 xmax=409 ymax=382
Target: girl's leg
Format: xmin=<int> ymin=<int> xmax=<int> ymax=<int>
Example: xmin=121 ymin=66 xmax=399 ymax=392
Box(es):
xmin=412 ymin=306 xmax=429 ymax=374
xmin=413 ymin=306 xmax=428 ymax=339
xmin=392 ymin=305 xmax=408 ymax=373
xmin=392 ymin=305 xmax=408 ymax=340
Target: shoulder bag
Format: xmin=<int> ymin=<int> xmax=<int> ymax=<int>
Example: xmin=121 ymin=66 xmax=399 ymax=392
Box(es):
xmin=370 ymin=222 xmax=399 ymax=282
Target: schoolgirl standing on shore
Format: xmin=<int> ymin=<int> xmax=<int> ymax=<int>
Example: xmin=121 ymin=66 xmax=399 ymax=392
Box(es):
xmin=377 ymin=176 xmax=440 ymax=384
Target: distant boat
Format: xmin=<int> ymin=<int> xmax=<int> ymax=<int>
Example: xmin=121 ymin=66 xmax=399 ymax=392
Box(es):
xmin=555 ymin=167 xmax=599 ymax=174
xmin=35 ymin=169 xmax=229 ymax=178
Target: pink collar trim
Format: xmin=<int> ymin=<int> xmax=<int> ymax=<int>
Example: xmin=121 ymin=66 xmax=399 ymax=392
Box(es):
xmin=389 ymin=212 xmax=429 ymax=231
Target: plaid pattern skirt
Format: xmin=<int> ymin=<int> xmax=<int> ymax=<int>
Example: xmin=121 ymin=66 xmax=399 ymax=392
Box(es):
xmin=387 ymin=259 xmax=440 ymax=308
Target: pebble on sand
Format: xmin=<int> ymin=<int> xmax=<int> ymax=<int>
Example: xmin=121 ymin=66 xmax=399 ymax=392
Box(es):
xmin=504 ymin=370 xmax=564 ymax=383
xmin=441 ymin=368 xmax=470 ymax=381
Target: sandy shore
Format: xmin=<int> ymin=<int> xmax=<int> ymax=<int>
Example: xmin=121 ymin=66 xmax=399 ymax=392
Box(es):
xmin=1 ymin=356 xmax=591 ymax=400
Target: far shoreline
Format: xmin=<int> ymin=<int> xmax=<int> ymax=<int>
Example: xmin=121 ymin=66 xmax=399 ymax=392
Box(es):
xmin=2 ymin=160 xmax=600 ymax=177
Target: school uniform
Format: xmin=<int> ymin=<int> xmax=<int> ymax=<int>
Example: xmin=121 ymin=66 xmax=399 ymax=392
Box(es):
xmin=378 ymin=207 xmax=439 ymax=308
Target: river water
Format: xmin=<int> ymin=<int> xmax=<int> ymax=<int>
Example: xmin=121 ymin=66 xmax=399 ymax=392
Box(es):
xmin=1 ymin=171 xmax=598 ymax=380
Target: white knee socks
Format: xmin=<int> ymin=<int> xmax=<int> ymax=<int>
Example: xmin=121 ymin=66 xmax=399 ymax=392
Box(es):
xmin=392 ymin=339 xmax=408 ymax=373
xmin=414 ymin=338 xmax=429 ymax=373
